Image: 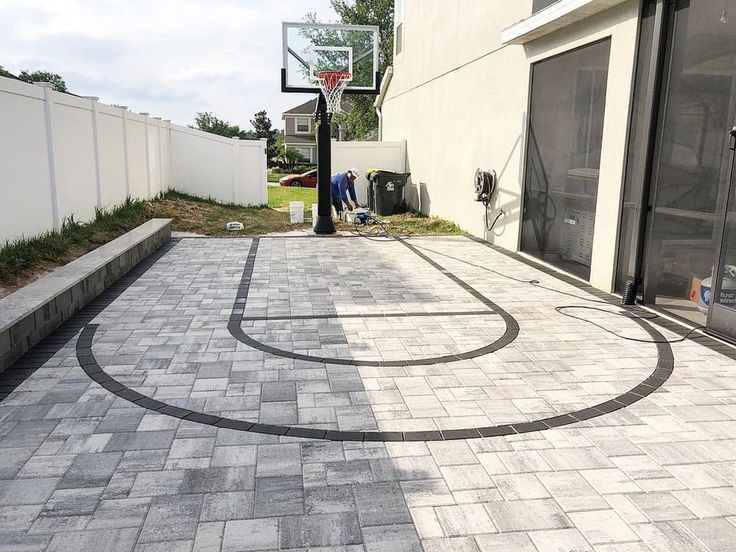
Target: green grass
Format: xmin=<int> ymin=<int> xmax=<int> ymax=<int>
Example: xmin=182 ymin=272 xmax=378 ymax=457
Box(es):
xmin=365 ymin=211 xmax=464 ymax=235
xmin=267 ymin=170 xmax=289 ymax=183
xmin=0 ymin=198 xmax=151 ymax=295
xmin=267 ymin=186 xmax=318 ymax=210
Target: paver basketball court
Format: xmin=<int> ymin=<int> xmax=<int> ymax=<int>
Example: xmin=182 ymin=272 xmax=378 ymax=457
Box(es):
xmin=3 ymin=234 xmax=736 ymax=550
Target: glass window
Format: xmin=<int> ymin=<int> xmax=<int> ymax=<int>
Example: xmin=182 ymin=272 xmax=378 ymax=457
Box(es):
xmin=296 ymin=117 xmax=310 ymax=132
xmin=296 ymin=147 xmax=312 ymax=161
xmin=395 ymin=0 xmax=404 ymax=55
xmin=520 ymin=39 xmax=611 ymax=280
xmin=532 ymin=0 xmax=559 ymax=13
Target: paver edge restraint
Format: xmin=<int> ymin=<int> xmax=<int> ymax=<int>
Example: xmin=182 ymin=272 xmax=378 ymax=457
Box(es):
xmin=75 ymin=236 xmax=674 ymax=442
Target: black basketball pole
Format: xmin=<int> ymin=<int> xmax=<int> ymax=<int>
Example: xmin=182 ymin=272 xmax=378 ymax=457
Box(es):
xmin=314 ymin=93 xmax=336 ymax=234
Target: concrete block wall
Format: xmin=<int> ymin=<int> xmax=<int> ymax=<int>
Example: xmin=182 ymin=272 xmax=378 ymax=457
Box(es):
xmin=0 ymin=219 xmax=172 ymax=371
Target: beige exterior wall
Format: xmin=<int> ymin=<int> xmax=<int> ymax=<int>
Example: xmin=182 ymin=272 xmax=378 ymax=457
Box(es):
xmin=382 ymin=0 xmax=640 ymax=292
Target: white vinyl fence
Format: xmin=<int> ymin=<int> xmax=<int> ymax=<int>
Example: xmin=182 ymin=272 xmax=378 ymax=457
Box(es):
xmin=332 ymin=140 xmax=407 ymax=205
xmin=0 ymin=76 xmax=267 ymax=244
xmin=171 ymin=126 xmax=267 ymax=206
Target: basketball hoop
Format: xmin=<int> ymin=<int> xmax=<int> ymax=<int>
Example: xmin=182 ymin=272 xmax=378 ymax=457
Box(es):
xmin=314 ymin=70 xmax=351 ymax=114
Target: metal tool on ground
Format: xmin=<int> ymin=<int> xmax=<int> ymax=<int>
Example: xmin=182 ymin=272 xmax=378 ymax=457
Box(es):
xmin=351 ymin=208 xmax=391 ymax=238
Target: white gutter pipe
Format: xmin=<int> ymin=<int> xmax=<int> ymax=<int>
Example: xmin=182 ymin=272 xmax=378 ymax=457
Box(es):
xmin=374 ymin=66 xmax=393 ymax=140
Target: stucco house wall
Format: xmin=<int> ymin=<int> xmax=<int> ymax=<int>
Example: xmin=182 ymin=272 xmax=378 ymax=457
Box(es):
xmin=382 ymin=0 xmax=640 ymax=292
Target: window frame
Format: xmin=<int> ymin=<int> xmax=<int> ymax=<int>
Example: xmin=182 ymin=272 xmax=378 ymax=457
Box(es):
xmin=296 ymin=147 xmax=312 ymax=162
xmin=295 ymin=117 xmax=311 ymax=134
xmin=394 ymin=0 xmax=404 ymax=56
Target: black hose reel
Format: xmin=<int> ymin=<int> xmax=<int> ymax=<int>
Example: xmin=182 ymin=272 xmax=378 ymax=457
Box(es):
xmin=474 ymin=169 xmax=503 ymax=231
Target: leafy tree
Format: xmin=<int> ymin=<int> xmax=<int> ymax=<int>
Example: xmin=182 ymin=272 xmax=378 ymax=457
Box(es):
xmin=305 ymin=0 xmax=394 ymax=139
xmin=280 ymin=146 xmax=303 ymax=171
xmin=274 ymin=134 xmax=285 ymax=160
xmin=330 ymin=0 xmax=394 ymax=69
xmin=19 ymin=69 xmax=68 ymax=92
xmin=192 ymin=112 xmax=253 ymax=139
xmin=250 ymin=110 xmax=279 ymax=166
xmin=0 ymin=66 xmax=69 ymax=92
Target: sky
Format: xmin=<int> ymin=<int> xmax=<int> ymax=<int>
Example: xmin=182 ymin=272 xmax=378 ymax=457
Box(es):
xmin=0 ymin=0 xmax=338 ymax=130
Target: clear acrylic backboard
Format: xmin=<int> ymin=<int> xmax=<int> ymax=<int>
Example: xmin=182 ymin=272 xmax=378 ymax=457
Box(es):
xmin=282 ymin=22 xmax=380 ymax=95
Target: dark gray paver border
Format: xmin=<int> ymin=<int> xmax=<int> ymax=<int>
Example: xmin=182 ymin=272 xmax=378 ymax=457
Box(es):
xmin=71 ymin=235 xmax=675 ymax=442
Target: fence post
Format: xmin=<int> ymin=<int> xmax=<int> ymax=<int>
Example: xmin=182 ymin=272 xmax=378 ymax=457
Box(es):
xmin=140 ymin=112 xmax=151 ymax=199
xmin=261 ymin=138 xmax=268 ymax=205
xmin=120 ymin=106 xmax=131 ymax=199
xmin=85 ymin=96 xmax=103 ymax=210
xmin=400 ymin=139 xmax=408 ymax=173
xmin=37 ymin=82 xmax=60 ymax=232
xmin=163 ymin=120 xmax=171 ymax=193
xmin=153 ymin=117 xmax=163 ymax=197
xmin=231 ymin=137 xmax=240 ymax=204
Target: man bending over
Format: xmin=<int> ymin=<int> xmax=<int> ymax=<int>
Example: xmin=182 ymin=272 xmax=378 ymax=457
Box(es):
xmin=330 ymin=168 xmax=360 ymax=218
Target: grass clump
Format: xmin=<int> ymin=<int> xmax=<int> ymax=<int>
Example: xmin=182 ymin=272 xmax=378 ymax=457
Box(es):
xmin=150 ymin=190 xmax=301 ymax=236
xmin=0 ymin=198 xmax=150 ymax=296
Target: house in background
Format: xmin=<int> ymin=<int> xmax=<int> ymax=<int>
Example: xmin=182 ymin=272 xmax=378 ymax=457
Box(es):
xmin=282 ymin=98 xmax=317 ymax=164
xmin=282 ymin=98 xmax=350 ymax=163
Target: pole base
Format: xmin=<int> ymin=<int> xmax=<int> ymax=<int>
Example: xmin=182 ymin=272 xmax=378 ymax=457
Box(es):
xmin=314 ymin=215 xmax=336 ymax=235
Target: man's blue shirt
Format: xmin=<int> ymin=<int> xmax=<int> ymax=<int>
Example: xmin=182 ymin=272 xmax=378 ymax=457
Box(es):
xmin=330 ymin=172 xmax=356 ymax=203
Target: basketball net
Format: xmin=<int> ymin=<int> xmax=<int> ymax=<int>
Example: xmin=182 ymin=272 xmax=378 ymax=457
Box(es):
xmin=314 ymin=70 xmax=351 ymax=114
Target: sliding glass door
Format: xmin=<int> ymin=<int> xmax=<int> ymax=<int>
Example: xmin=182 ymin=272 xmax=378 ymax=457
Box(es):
xmin=521 ymin=40 xmax=611 ymax=280
xmin=616 ymin=0 xmax=736 ymax=340
xmin=709 ymin=145 xmax=736 ymax=337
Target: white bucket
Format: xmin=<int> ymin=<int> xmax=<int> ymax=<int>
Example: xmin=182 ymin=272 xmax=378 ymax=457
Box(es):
xmin=697 ymin=276 xmax=736 ymax=313
xmin=289 ymin=201 xmax=304 ymax=224
xmin=312 ymin=203 xmax=318 ymax=228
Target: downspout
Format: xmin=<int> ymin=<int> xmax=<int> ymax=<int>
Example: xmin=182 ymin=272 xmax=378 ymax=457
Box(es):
xmin=374 ymin=66 xmax=393 ymax=140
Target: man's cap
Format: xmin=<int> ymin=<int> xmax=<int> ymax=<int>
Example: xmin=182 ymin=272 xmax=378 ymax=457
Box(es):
xmin=348 ymin=167 xmax=359 ymax=177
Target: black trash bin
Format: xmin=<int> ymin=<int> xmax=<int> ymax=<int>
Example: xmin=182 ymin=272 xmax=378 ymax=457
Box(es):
xmin=366 ymin=170 xmax=411 ymax=216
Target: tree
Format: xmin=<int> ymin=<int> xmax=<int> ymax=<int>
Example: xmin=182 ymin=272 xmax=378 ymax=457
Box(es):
xmin=250 ymin=110 xmax=279 ymax=166
xmin=280 ymin=146 xmax=303 ymax=171
xmin=192 ymin=112 xmax=253 ymax=139
xmin=0 ymin=66 xmax=69 ymax=92
xmin=305 ymin=0 xmax=394 ymax=140
xmin=19 ymin=69 xmax=68 ymax=92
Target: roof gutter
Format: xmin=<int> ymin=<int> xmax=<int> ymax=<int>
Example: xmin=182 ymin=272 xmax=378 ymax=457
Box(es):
xmin=374 ymin=66 xmax=393 ymax=141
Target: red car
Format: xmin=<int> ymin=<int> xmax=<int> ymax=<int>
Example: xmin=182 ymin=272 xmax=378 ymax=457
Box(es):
xmin=279 ymin=169 xmax=318 ymax=188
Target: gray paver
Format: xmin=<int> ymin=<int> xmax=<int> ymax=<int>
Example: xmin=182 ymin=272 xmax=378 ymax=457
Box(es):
xmin=223 ymin=518 xmax=278 ymax=552
xmin=254 ymin=475 xmax=304 ymax=517
xmin=138 ymin=494 xmax=203 ymax=543
xmin=0 ymin=478 xmax=59 ymax=505
xmin=280 ymin=513 xmax=362 ymax=549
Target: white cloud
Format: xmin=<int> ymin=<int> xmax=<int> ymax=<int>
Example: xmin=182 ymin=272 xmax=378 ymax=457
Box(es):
xmin=0 ymin=0 xmax=338 ymax=128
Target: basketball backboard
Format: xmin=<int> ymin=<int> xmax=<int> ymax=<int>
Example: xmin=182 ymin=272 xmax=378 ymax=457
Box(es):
xmin=282 ymin=22 xmax=380 ymax=95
